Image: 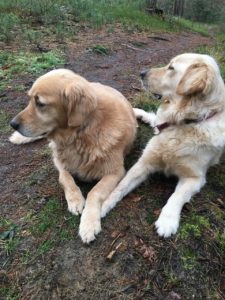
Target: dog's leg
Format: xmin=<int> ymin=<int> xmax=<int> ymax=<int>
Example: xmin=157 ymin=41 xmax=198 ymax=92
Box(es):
xmin=59 ymin=170 xmax=85 ymax=215
xmin=155 ymin=176 xmax=206 ymax=237
xmin=9 ymin=131 xmax=45 ymax=144
xmin=133 ymin=108 xmax=157 ymax=127
xmin=79 ymin=170 xmax=124 ymax=244
xmin=101 ymin=150 xmax=157 ymax=218
xmin=53 ymin=157 xmax=85 ymax=215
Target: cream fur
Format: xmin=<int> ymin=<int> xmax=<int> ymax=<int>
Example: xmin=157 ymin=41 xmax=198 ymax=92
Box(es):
xmin=101 ymin=53 xmax=225 ymax=238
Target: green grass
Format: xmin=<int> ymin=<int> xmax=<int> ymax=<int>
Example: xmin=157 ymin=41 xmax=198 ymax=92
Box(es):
xmin=173 ymin=17 xmax=211 ymax=36
xmin=31 ymin=198 xmax=60 ymax=235
xmin=180 ymin=247 xmax=197 ymax=270
xmin=0 ymin=286 xmax=19 ymax=300
xmin=0 ymin=218 xmax=18 ymax=260
xmin=215 ymin=229 xmax=225 ymax=251
xmin=88 ymin=44 xmax=110 ymax=55
xmin=30 ymin=197 xmax=80 ymax=240
xmin=0 ymin=0 xmax=215 ymax=45
xmin=0 ymin=13 xmax=20 ymax=42
xmin=66 ymin=0 xmax=172 ymax=31
xmin=0 ymin=0 xmax=221 ymax=49
xmin=131 ymin=91 xmax=160 ymax=112
xmin=0 ymin=110 xmax=11 ymax=133
xmin=195 ymin=32 xmax=225 ymax=80
xmin=0 ymin=50 xmax=65 ymax=91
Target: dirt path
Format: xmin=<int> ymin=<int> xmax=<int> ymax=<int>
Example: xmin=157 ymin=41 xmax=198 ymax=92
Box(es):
xmin=1 ymin=28 xmax=224 ymax=300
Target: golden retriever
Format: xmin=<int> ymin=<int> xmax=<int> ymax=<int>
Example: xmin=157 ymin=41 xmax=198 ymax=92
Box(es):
xmin=101 ymin=53 xmax=225 ymax=238
xmin=10 ymin=69 xmax=137 ymax=243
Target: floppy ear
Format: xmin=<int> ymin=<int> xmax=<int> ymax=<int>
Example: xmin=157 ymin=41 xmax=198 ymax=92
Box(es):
xmin=176 ymin=63 xmax=213 ymax=96
xmin=64 ymin=81 xmax=97 ymax=127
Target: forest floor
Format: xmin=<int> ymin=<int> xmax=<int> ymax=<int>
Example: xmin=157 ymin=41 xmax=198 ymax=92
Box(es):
xmin=1 ymin=25 xmax=225 ymax=299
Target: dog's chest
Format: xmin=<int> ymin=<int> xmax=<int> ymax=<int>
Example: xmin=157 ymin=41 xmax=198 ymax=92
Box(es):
xmin=50 ymin=140 xmax=107 ymax=180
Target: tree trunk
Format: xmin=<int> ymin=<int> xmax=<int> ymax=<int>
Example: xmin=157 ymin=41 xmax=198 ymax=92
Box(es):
xmin=174 ymin=0 xmax=185 ymax=16
xmin=148 ymin=0 xmax=157 ymax=9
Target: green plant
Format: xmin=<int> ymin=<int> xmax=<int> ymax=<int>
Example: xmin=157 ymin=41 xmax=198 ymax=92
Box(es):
xmin=0 ymin=13 xmax=20 ymax=42
xmin=132 ymin=92 xmax=160 ymax=112
xmin=88 ymin=44 xmax=110 ymax=55
xmin=179 ymin=215 xmax=210 ymax=240
xmin=180 ymin=248 xmax=197 ymax=270
xmin=215 ymin=229 xmax=225 ymax=250
xmin=0 ymin=110 xmax=11 ymax=133
xmin=0 ymin=286 xmax=19 ymax=300
xmin=0 ymin=50 xmax=65 ymax=90
xmin=173 ymin=17 xmax=210 ymax=36
xmin=0 ymin=219 xmax=18 ymax=257
xmin=195 ymin=34 xmax=225 ymax=81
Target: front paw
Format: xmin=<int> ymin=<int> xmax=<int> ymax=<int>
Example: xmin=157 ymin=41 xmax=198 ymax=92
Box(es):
xmin=79 ymin=209 xmax=101 ymax=244
xmin=66 ymin=193 xmax=85 ymax=215
xmin=155 ymin=208 xmax=180 ymax=238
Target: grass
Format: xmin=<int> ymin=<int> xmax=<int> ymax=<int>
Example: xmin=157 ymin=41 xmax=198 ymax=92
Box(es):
xmin=180 ymin=247 xmax=197 ymax=270
xmin=88 ymin=44 xmax=110 ymax=55
xmin=173 ymin=17 xmax=211 ymax=36
xmin=195 ymin=32 xmax=225 ymax=80
xmin=0 ymin=218 xmax=19 ymax=266
xmin=30 ymin=197 xmax=80 ymax=241
xmin=0 ymin=110 xmax=11 ymax=133
xmin=0 ymin=0 xmax=217 ymax=46
xmin=131 ymin=91 xmax=160 ymax=112
xmin=0 ymin=286 xmax=19 ymax=300
xmin=0 ymin=50 xmax=65 ymax=91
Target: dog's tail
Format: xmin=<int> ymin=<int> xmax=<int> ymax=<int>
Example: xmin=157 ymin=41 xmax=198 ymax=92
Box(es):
xmin=133 ymin=108 xmax=156 ymax=128
xmin=9 ymin=131 xmax=45 ymax=145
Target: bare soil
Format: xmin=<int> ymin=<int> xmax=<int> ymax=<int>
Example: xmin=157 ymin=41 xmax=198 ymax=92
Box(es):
xmin=1 ymin=27 xmax=225 ymax=300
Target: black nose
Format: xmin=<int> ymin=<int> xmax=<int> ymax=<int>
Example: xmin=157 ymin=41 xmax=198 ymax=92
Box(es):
xmin=10 ymin=119 xmax=20 ymax=131
xmin=140 ymin=70 xmax=147 ymax=79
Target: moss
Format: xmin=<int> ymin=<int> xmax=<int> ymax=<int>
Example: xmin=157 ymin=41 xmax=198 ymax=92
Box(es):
xmin=180 ymin=248 xmax=197 ymax=270
xmin=178 ymin=215 xmax=210 ymax=240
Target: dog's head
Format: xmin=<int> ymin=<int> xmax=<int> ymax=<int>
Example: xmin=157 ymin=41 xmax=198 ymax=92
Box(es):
xmin=10 ymin=69 xmax=97 ymax=137
xmin=140 ymin=53 xmax=221 ymax=100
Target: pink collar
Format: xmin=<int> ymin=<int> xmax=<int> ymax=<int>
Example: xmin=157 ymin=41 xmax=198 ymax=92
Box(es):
xmin=155 ymin=111 xmax=217 ymax=134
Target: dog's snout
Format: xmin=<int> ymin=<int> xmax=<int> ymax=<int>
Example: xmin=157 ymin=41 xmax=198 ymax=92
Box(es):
xmin=10 ymin=119 xmax=20 ymax=131
xmin=140 ymin=70 xmax=148 ymax=79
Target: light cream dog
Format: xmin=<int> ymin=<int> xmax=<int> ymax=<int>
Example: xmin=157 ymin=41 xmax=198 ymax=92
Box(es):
xmin=101 ymin=53 xmax=225 ymax=238
xmin=10 ymin=69 xmax=137 ymax=243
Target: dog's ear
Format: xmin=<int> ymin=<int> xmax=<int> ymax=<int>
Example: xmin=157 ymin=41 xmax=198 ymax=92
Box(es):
xmin=176 ymin=63 xmax=213 ymax=96
xmin=64 ymin=81 xmax=97 ymax=127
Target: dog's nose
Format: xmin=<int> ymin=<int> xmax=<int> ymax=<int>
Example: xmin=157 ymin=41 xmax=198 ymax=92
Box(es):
xmin=140 ymin=70 xmax=147 ymax=79
xmin=10 ymin=119 xmax=20 ymax=131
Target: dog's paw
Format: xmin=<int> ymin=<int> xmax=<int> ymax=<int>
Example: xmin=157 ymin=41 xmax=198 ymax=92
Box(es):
xmin=9 ymin=131 xmax=45 ymax=144
xmin=79 ymin=210 xmax=101 ymax=244
xmin=155 ymin=208 xmax=180 ymax=238
xmin=66 ymin=193 xmax=85 ymax=215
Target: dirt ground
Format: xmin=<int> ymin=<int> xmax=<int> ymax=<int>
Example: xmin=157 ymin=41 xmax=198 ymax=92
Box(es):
xmin=1 ymin=27 xmax=225 ymax=300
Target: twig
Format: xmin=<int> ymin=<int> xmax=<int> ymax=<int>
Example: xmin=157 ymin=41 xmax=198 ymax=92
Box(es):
xmin=106 ymin=242 xmax=123 ymax=260
xmin=122 ymin=43 xmax=146 ymax=52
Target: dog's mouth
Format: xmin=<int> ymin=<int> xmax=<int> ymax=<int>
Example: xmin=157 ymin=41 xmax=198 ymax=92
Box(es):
xmin=152 ymin=93 xmax=162 ymax=100
xmin=17 ymin=128 xmax=48 ymax=138
xmin=140 ymin=80 xmax=163 ymax=100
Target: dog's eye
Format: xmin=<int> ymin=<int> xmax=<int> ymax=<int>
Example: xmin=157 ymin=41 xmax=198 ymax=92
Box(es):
xmin=35 ymin=96 xmax=46 ymax=108
xmin=168 ymin=65 xmax=174 ymax=70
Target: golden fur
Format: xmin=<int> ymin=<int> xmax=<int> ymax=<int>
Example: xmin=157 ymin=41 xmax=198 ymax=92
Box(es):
xmin=102 ymin=53 xmax=225 ymax=238
xmin=10 ymin=69 xmax=137 ymax=243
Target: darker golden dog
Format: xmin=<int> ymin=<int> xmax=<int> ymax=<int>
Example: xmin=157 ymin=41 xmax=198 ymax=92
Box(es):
xmin=10 ymin=69 xmax=137 ymax=243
